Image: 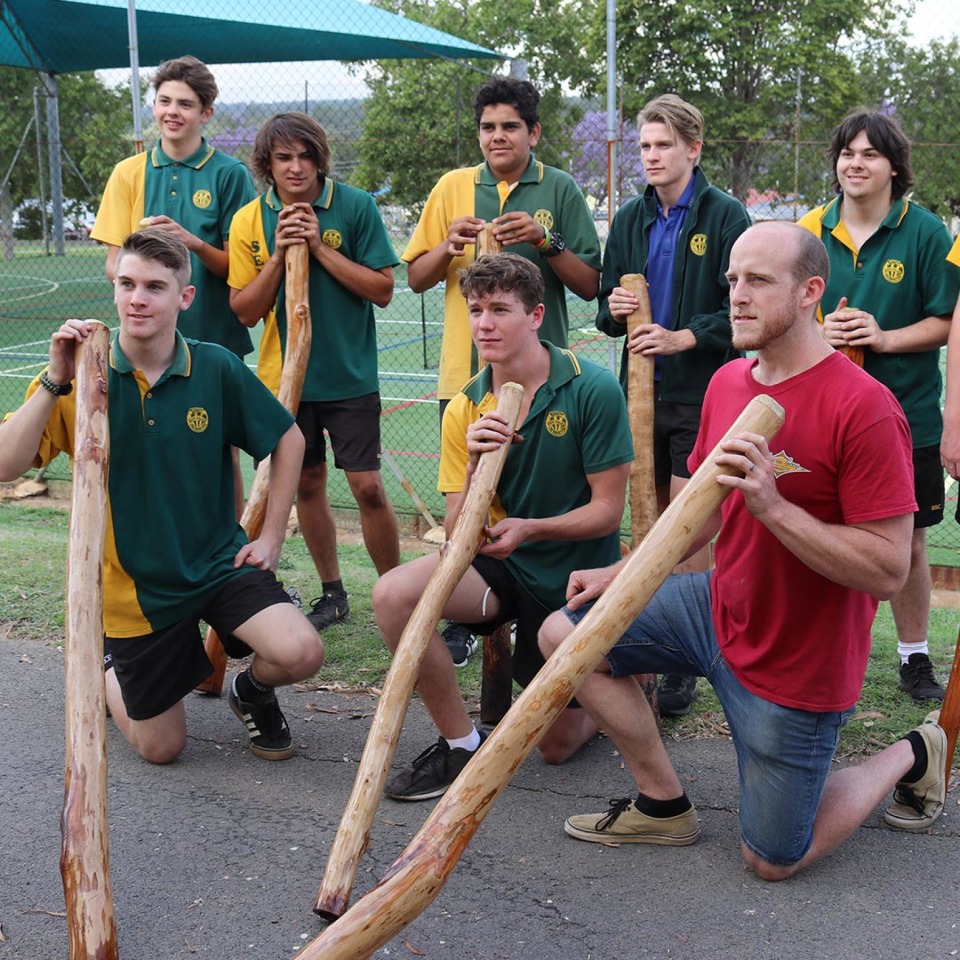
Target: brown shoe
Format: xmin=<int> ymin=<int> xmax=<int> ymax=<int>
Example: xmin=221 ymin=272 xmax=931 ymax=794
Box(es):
xmin=564 ymin=797 xmax=700 ymax=846
xmin=883 ymin=721 xmax=946 ymax=830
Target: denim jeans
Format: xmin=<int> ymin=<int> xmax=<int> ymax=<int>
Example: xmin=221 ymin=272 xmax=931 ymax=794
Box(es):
xmin=562 ymin=572 xmax=851 ymax=865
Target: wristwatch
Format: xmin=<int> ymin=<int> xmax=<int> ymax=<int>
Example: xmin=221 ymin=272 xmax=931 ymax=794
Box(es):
xmin=542 ymin=230 xmax=565 ymax=258
xmin=39 ymin=369 xmax=73 ymax=396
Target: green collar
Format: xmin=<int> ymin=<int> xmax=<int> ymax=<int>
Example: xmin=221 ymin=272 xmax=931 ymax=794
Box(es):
xmin=475 ymin=154 xmax=544 ymax=186
xmin=821 ymin=195 xmax=909 ymax=230
xmin=264 ymin=178 xmax=334 ymax=211
xmin=110 ymin=329 xmax=192 ymax=382
xmin=462 ymin=341 xmax=581 ymax=407
xmin=150 ymin=138 xmax=215 ymax=170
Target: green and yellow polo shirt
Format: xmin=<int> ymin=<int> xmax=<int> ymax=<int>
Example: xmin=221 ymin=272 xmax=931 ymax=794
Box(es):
xmin=439 ymin=342 xmax=632 ymax=610
xmin=402 ymin=156 xmax=601 ymax=400
xmin=92 ymin=139 xmax=256 ymax=357
xmin=25 ymin=332 xmax=294 ymax=637
xmin=798 ymin=197 xmax=960 ymax=447
xmin=228 ymin=181 xmax=398 ymax=401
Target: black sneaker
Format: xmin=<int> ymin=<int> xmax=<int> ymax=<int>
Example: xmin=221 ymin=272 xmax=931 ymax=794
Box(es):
xmin=898 ymin=653 xmax=945 ymax=702
xmin=657 ymin=675 xmax=698 ymax=717
xmin=228 ymin=675 xmax=294 ymax=760
xmin=442 ymin=621 xmax=479 ymax=667
xmin=385 ymin=730 xmax=487 ymax=801
xmin=306 ymin=591 xmax=350 ymax=631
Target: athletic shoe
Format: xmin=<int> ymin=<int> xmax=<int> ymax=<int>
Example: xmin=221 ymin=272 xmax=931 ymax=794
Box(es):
xmin=565 ymin=797 xmax=700 ymax=845
xmin=385 ymin=730 xmax=487 ymax=801
xmin=442 ymin=621 xmax=479 ymax=668
xmin=898 ymin=653 xmax=945 ymax=702
xmin=883 ymin=720 xmax=947 ymax=830
xmin=228 ymin=675 xmax=294 ymax=761
xmin=306 ymin=591 xmax=350 ymax=631
xmin=657 ymin=675 xmax=699 ymax=717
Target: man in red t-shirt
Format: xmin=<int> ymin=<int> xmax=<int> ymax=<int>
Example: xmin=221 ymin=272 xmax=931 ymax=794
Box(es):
xmin=539 ymin=221 xmax=947 ymax=879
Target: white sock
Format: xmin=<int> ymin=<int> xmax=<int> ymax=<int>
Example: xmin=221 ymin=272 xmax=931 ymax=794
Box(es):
xmin=898 ymin=640 xmax=929 ymax=664
xmin=445 ymin=727 xmax=481 ymax=752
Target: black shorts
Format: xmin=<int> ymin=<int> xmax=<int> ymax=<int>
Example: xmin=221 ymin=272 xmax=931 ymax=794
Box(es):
xmin=105 ymin=569 xmax=293 ymax=721
xmin=297 ymin=393 xmax=383 ymax=472
xmin=653 ymin=399 xmax=702 ymax=486
xmin=913 ymin=444 xmax=945 ymax=529
xmin=458 ymin=555 xmax=578 ymax=705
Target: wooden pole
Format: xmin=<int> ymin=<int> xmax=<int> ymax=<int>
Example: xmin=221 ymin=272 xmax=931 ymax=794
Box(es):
xmin=938 ymin=627 xmax=960 ymax=779
xmin=61 ymin=320 xmax=118 ymax=960
xmin=620 ymin=273 xmax=659 ymax=710
xmin=621 ymin=273 xmax=658 ymax=541
xmin=314 ymin=383 xmax=525 ymax=920
xmin=476 ymin=224 xmax=502 ymax=257
xmin=196 ymin=244 xmax=312 ymax=695
xmin=297 ymin=395 xmax=784 ymax=959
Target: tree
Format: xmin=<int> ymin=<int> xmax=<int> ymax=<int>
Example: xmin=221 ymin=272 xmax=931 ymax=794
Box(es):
xmin=353 ymin=0 xmax=592 ymax=212
xmin=569 ymin=0 xmax=911 ymax=201
xmin=563 ymin=108 xmax=646 ymax=210
xmin=857 ymin=37 xmax=960 ymax=218
xmin=0 ymin=67 xmax=132 ymax=227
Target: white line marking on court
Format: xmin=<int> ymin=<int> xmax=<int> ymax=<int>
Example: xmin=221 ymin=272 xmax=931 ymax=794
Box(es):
xmin=0 ymin=275 xmax=60 ymax=304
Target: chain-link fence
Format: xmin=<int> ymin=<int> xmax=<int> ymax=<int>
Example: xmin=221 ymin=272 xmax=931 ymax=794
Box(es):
xmin=2 ymin=50 xmax=959 ymax=563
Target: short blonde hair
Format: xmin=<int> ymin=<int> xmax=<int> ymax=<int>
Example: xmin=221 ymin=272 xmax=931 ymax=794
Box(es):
xmin=637 ymin=94 xmax=704 ymax=148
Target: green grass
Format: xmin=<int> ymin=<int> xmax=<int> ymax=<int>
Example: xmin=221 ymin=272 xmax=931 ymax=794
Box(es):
xmin=1 ymin=497 xmax=954 ymax=759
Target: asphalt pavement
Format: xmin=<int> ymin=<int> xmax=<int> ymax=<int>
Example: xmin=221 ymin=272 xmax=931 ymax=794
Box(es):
xmin=2 ymin=632 xmax=959 ymax=960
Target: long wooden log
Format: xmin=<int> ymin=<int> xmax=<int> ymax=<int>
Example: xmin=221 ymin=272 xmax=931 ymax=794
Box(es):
xmin=297 ymin=394 xmax=784 ymax=959
xmin=620 ymin=274 xmax=659 ymax=710
xmin=196 ymin=244 xmax=312 ymax=695
xmin=314 ymin=382 xmax=525 ymax=920
xmin=938 ymin=627 xmax=960 ymax=779
xmin=621 ymin=273 xmax=658 ymax=542
xmin=61 ymin=320 xmax=118 ymax=960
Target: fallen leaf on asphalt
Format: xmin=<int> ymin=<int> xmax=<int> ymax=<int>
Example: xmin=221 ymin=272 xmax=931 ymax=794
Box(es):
xmin=402 ymin=938 xmax=425 ymax=956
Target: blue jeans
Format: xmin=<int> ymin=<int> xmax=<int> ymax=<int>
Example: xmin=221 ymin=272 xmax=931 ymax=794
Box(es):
xmin=563 ymin=572 xmax=851 ymax=866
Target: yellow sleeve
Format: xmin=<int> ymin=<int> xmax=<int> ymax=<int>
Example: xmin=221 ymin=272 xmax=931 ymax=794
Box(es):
xmin=437 ymin=394 xmax=472 ymax=493
xmin=948 ymin=235 xmax=960 ymax=269
xmin=401 ymin=168 xmax=476 ymax=264
xmin=90 ymin=154 xmax=146 ymax=247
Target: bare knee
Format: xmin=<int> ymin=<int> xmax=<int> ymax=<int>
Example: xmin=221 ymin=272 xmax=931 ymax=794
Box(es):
xmin=372 ymin=564 xmax=427 ymax=648
xmin=349 ymin=472 xmax=390 ymax=511
xmin=288 ymin=628 xmax=325 ymax=679
xmin=538 ymin=609 xmax=573 ymax=660
xmin=537 ymin=708 xmax=598 ymax=765
xmin=740 ymin=843 xmax=797 ymax=882
xmin=298 ymin=464 xmax=326 ymax=500
xmin=131 ymin=731 xmax=186 ymax=765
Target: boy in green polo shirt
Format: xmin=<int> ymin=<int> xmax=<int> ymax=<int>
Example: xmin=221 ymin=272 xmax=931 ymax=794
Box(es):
xmin=228 ymin=113 xmax=401 ymax=633
xmin=0 ymin=229 xmax=323 ymax=764
xmin=403 ymin=76 xmax=602 ymax=666
xmin=372 ymin=254 xmax=633 ymax=801
xmin=91 ymin=55 xmax=256 ymax=519
xmin=798 ymin=109 xmax=960 ymax=703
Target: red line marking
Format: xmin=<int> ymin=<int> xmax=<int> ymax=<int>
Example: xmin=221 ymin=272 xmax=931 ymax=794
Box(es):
xmin=381 ymin=390 xmax=437 ymax=416
xmin=383 ymin=448 xmax=440 ymax=460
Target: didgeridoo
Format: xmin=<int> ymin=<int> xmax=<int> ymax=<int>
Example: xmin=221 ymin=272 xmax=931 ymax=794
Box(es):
xmin=476 ymin=223 xmax=503 ymax=257
xmin=196 ymin=244 xmax=312 ymax=695
xmin=620 ymin=273 xmax=658 ymax=543
xmin=314 ymin=383 xmax=524 ymax=920
xmin=297 ymin=394 xmax=785 ymax=959
xmin=938 ymin=627 xmax=960 ymax=780
xmin=61 ymin=320 xmax=118 ymax=960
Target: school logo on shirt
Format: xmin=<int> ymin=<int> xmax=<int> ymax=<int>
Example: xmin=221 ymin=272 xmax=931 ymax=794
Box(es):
xmin=192 ymin=190 xmax=212 ymax=209
xmin=534 ymin=209 xmax=554 ymax=230
xmin=882 ymin=259 xmax=905 ymax=284
xmin=186 ymin=407 xmax=209 ymax=433
xmin=545 ymin=410 xmax=568 ymax=437
xmin=689 ymin=233 xmax=707 ymax=256
xmin=322 ymin=229 xmax=343 ymax=249
xmin=770 ymin=450 xmax=809 ymax=478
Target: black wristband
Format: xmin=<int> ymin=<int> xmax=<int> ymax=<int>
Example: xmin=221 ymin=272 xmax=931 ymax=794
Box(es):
xmin=39 ymin=369 xmax=73 ymax=396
